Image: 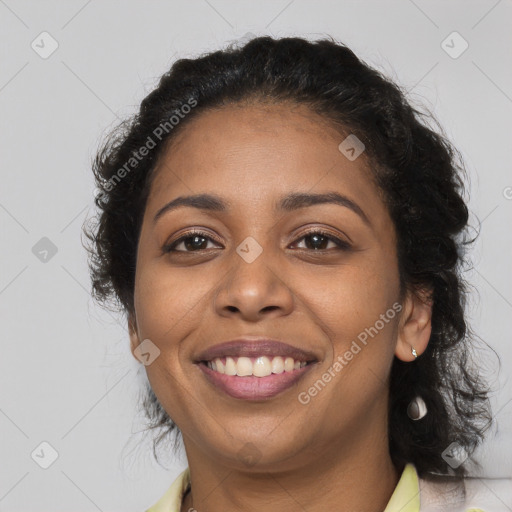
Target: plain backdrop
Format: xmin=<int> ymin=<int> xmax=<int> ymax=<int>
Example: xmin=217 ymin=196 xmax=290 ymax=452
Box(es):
xmin=0 ymin=1 xmax=511 ymax=510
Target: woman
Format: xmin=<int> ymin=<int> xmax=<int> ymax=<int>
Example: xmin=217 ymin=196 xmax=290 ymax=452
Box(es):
xmin=84 ymin=36 xmax=498 ymax=511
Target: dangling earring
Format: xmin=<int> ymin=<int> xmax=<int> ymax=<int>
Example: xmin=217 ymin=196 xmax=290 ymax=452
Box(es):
xmin=407 ymin=346 xmax=427 ymax=420
xmin=407 ymin=396 xmax=428 ymax=420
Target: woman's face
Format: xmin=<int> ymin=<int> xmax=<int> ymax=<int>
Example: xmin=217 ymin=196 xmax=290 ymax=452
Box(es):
xmin=130 ymin=101 xmax=428 ymax=470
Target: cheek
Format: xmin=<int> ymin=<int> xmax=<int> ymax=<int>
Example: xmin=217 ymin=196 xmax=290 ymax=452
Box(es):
xmin=133 ymin=262 xmax=211 ymax=422
xmin=310 ymin=259 xmax=398 ymax=330
xmin=304 ymin=256 xmax=400 ymax=373
xmin=305 ymin=268 xmax=400 ymax=419
xmin=134 ymin=260 xmax=214 ymax=340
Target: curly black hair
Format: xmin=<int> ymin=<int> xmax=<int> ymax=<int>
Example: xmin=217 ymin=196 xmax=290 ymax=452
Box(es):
xmin=83 ymin=35 xmax=496 ymax=479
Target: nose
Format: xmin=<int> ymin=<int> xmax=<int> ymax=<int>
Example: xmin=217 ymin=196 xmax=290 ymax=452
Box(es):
xmin=213 ymin=248 xmax=294 ymax=322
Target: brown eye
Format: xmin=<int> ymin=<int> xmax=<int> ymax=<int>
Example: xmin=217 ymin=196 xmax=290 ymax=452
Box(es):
xmin=162 ymin=229 xmax=351 ymax=254
xmin=293 ymin=230 xmax=351 ymax=251
xmin=163 ymin=230 xmax=221 ymax=253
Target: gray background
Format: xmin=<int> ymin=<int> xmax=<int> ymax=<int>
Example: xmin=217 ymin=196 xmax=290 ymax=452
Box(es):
xmin=0 ymin=1 xmax=511 ymax=510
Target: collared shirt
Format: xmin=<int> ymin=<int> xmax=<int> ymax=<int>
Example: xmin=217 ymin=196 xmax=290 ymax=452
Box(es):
xmin=145 ymin=463 xmax=495 ymax=512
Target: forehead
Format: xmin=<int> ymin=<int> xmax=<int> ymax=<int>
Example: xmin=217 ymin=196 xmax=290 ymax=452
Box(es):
xmin=147 ymin=102 xmax=389 ymax=230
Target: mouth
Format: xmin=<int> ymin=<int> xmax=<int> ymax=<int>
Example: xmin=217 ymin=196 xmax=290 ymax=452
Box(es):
xmin=200 ymin=355 xmax=312 ymax=376
xmin=194 ymin=337 xmax=319 ymax=400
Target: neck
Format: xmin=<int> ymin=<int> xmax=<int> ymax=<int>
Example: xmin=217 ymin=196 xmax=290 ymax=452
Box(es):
xmin=180 ymin=427 xmax=401 ymax=512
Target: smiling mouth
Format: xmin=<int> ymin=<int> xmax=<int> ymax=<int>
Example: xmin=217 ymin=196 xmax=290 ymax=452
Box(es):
xmin=194 ymin=337 xmax=319 ymax=399
xmin=196 ymin=356 xmax=317 ymax=401
xmin=200 ymin=355 xmax=313 ymax=377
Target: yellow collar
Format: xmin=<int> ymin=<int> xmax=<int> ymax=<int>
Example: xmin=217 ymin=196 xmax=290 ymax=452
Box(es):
xmin=146 ymin=463 xmax=420 ymax=512
xmin=384 ymin=463 xmax=420 ymax=512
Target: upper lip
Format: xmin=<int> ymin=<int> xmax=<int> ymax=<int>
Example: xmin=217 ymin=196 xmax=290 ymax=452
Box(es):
xmin=194 ymin=337 xmax=319 ymax=363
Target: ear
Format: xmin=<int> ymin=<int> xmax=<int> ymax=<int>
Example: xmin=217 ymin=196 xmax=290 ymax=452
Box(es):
xmin=395 ymin=286 xmax=433 ymax=362
xmin=128 ymin=312 xmax=141 ymax=362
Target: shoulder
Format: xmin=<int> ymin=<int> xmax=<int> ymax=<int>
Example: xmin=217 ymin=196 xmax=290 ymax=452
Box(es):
xmin=419 ymin=473 xmax=512 ymax=512
xmin=145 ymin=467 xmax=190 ymax=512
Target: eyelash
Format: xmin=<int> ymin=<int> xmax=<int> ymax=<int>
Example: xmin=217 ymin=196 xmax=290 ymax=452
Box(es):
xmin=162 ymin=228 xmax=351 ymax=254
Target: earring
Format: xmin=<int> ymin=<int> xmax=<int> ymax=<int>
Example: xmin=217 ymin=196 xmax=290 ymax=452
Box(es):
xmin=407 ymin=347 xmax=426 ymax=420
xmin=407 ymin=396 xmax=428 ymax=420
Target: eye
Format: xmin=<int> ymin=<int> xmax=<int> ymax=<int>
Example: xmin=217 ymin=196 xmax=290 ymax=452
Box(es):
xmin=292 ymin=229 xmax=351 ymax=251
xmin=163 ymin=230 xmax=222 ymax=253
xmin=162 ymin=228 xmax=351 ymax=254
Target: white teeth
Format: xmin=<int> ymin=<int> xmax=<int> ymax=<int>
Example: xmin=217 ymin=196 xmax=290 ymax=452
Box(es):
xmin=271 ymin=356 xmax=284 ymax=374
xmin=236 ymin=357 xmax=253 ymax=377
xmin=214 ymin=358 xmax=225 ymax=374
xmin=224 ymin=357 xmax=237 ymax=375
xmin=207 ymin=360 xmax=218 ymax=371
xmin=253 ymin=356 xmax=271 ymax=377
xmin=206 ymin=355 xmax=309 ymax=377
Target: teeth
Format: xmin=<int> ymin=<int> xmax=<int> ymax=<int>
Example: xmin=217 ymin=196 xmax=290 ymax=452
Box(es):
xmin=206 ymin=356 xmax=309 ymax=377
xmin=284 ymin=357 xmax=294 ymax=372
xmin=225 ymin=357 xmax=237 ymax=375
xmin=252 ymin=356 xmax=271 ymax=377
xmin=236 ymin=357 xmax=253 ymax=376
xmin=215 ymin=359 xmax=225 ymax=374
xmin=271 ymin=356 xmax=284 ymax=374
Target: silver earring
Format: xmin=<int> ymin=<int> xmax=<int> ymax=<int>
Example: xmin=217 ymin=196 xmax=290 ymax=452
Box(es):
xmin=407 ymin=396 xmax=427 ymax=420
xmin=411 ymin=347 xmax=418 ymax=359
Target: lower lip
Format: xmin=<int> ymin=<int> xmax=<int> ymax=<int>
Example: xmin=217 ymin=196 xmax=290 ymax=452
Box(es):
xmin=197 ymin=362 xmax=316 ymax=400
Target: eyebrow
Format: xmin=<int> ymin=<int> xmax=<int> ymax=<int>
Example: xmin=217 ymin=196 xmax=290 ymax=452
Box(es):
xmin=153 ymin=191 xmax=371 ymax=228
